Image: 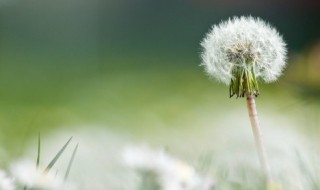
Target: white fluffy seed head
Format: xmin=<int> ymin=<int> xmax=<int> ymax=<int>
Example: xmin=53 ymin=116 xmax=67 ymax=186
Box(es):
xmin=201 ymin=16 xmax=287 ymax=85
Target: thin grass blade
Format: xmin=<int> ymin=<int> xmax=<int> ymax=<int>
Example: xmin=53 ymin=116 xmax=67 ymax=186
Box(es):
xmin=44 ymin=137 xmax=73 ymax=173
xmin=36 ymin=132 xmax=41 ymax=168
xmin=64 ymin=143 xmax=78 ymax=182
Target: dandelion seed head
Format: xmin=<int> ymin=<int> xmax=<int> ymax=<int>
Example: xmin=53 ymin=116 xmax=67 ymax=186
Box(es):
xmin=201 ymin=16 xmax=287 ymax=97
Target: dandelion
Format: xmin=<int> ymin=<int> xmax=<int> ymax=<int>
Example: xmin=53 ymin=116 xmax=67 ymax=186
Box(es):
xmin=0 ymin=170 xmax=15 ymax=190
xmin=201 ymin=16 xmax=286 ymax=98
xmin=10 ymin=160 xmax=63 ymax=190
xmin=122 ymin=145 xmax=215 ymax=190
xmin=200 ymin=16 xmax=287 ymax=185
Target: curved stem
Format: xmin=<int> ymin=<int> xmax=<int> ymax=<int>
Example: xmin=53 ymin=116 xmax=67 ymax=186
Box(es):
xmin=246 ymin=95 xmax=272 ymax=182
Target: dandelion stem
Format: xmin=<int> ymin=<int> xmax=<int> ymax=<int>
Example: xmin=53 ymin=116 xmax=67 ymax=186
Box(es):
xmin=246 ymin=94 xmax=272 ymax=182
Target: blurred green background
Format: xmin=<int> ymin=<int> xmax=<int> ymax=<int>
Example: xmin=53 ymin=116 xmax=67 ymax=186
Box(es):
xmin=0 ymin=0 xmax=319 ymax=160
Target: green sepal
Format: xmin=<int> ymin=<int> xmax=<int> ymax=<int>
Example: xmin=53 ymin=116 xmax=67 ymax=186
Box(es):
xmin=229 ymin=65 xmax=259 ymax=98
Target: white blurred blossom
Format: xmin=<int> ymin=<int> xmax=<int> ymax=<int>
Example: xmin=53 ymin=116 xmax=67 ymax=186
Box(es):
xmin=123 ymin=145 xmax=214 ymax=190
xmin=10 ymin=160 xmax=64 ymax=190
xmin=0 ymin=170 xmax=15 ymax=190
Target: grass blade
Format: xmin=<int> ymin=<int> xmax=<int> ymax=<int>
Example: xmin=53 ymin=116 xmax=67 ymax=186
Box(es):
xmin=44 ymin=137 xmax=73 ymax=173
xmin=36 ymin=132 xmax=41 ymax=168
xmin=64 ymin=143 xmax=78 ymax=182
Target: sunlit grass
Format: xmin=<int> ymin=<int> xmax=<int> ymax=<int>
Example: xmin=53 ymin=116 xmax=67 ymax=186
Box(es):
xmin=0 ymin=51 xmax=316 ymax=159
xmin=0 ymin=48 xmax=319 ymax=190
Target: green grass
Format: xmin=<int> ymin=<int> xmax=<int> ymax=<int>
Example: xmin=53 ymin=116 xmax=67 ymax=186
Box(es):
xmin=0 ymin=49 xmax=318 ymax=165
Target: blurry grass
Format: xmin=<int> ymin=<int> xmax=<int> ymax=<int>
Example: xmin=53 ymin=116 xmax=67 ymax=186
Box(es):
xmin=0 ymin=48 xmax=317 ymax=162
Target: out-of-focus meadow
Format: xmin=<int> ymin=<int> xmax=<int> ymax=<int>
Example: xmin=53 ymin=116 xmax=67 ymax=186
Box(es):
xmin=0 ymin=0 xmax=320 ymax=189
